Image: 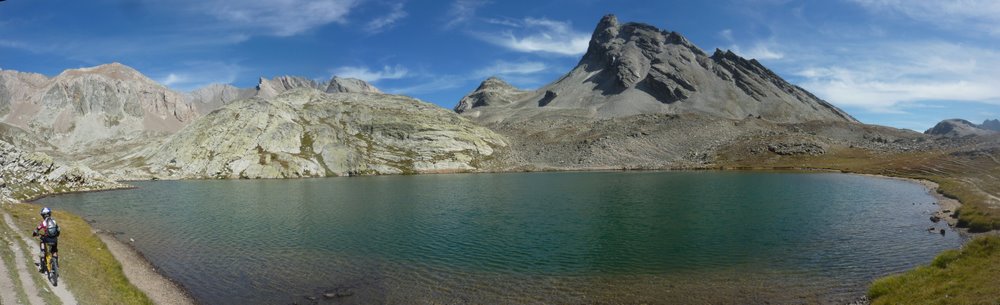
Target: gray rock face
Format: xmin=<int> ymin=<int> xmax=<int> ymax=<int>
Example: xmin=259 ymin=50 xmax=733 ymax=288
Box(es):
xmin=454 ymin=77 xmax=531 ymax=114
xmin=255 ymin=76 xmax=323 ymax=99
xmin=0 ymin=63 xmax=199 ymax=153
xmin=925 ymin=119 xmax=998 ymax=137
xmin=326 ymin=77 xmax=381 ymax=94
xmin=0 ymin=70 xmax=49 ymax=117
xmin=0 ymin=140 xmax=125 ymax=204
xmin=124 ymin=88 xmax=508 ymax=179
xmin=186 ymin=84 xmax=255 ymax=115
xmin=255 ymin=76 xmax=381 ymax=99
xmin=457 ymin=15 xmax=857 ymax=124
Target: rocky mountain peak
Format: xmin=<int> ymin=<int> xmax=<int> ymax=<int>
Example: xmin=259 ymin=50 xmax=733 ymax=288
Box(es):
xmin=981 ymin=119 xmax=1000 ymax=131
xmin=455 ymin=77 xmax=528 ymax=114
xmin=326 ymin=77 xmax=380 ymax=94
xmin=476 ymin=77 xmax=516 ymax=91
xmin=59 ymin=62 xmax=150 ymax=82
xmin=256 ymin=76 xmax=321 ymax=98
xmin=456 ymin=14 xmax=857 ymax=124
xmin=582 ymin=14 xmax=702 ymax=91
xmin=925 ymin=119 xmax=997 ymax=137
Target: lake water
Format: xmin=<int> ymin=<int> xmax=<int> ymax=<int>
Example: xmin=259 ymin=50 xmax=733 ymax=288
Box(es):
xmin=38 ymin=171 xmax=962 ymax=304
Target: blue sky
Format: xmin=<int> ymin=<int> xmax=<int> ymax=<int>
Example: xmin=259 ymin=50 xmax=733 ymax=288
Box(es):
xmin=1 ymin=0 xmax=998 ymax=131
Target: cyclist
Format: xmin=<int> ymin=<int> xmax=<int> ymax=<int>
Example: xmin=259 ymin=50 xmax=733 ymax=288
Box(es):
xmin=32 ymin=207 xmax=60 ymax=273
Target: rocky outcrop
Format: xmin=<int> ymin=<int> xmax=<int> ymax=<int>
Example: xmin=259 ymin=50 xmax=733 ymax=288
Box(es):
xmin=255 ymin=76 xmax=323 ymax=98
xmin=254 ymin=76 xmax=380 ymax=99
xmin=925 ymin=119 xmax=997 ymax=137
xmin=120 ymin=88 xmax=508 ymax=179
xmin=326 ymin=77 xmax=380 ymax=94
xmin=0 ymin=70 xmax=49 ymax=117
xmin=454 ymin=77 xmax=530 ymax=114
xmin=456 ymin=15 xmax=857 ymax=124
xmin=0 ymin=140 xmax=126 ymax=204
xmin=0 ymin=63 xmax=199 ymax=153
xmin=186 ymin=84 xmax=255 ymax=115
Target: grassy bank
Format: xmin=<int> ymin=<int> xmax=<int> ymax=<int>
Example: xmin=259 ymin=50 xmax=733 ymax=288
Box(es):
xmin=868 ymin=235 xmax=1000 ymax=304
xmin=4 ymin=203 xmax=153 ymax=305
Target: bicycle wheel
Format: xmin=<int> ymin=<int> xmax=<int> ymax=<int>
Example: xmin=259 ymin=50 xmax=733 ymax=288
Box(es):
xmin=48 ymin=256 xmax=58 ymax=287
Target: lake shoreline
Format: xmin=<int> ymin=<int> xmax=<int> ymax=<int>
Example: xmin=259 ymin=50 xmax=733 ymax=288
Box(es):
xmin=95 ymin=231 xmax=197 ymax=305
xmin=28 ymin=168 xmax=975 ymax=304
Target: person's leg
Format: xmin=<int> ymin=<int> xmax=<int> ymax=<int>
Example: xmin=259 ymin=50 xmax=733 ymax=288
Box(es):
xmin=38 ymin=242 xmax=46 ymax=272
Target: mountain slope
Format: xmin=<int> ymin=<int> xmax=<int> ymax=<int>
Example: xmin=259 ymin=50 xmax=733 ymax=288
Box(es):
xmin=118 ymin=88 xmax=507 ymax=179
xmin=457 ymin=15 xmax=856 ymax=124
xmin=0 ymin=63 xmax=198 ymax=153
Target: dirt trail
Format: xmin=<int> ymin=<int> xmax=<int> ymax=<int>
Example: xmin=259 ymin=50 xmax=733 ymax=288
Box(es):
xmin=2 ymin=216 xmax=46 ymax=305
xmin=2 ymin=212 xmax=78 ymax=305
xmin=97 ymin=233 xmax=195 ymax=305
xmin=0 ymin=235 xmax=19 ymax=305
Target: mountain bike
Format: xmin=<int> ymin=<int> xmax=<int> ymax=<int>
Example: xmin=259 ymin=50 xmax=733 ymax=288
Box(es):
xmin=41 ymin=242 xmax=58 ymax=287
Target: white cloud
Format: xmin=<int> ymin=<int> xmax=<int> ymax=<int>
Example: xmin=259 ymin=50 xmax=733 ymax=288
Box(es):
xmin=330 ymin=65 xmax=409 ymax=82
xmin=473 ymin=61 xmax=548 ymax=77
xmin=160 ymin=73 xmax=186 ymax=86
xmin=385 ymin=75 xmax=467 ymax=95
xmin=478 ymin=18 xmax=590 ymax=56
xmin=446 ymin=0 xmax=490 ymax=28
xmin=850 ymin=0 xmax=1000 ymax=35
xmin=154 ymin=61 xmax=244 ymax=92
xmin=366 ymin=3 xmax=408 ymax=34
xmin=719 ymin=29 xmax=734 ymax=42
xmin=792 ymin=42 xmax=1000 ymax=113
xmin=197 ymin=0 xmax=359 ymax=36
xmin=732 ymin=42 xmax=784 ymax=60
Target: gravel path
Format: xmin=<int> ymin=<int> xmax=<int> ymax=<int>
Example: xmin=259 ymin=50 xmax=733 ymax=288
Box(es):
xmin=97 ymin=233 xmax=195 ymax=305
xmin=0 ymin=234 xmax=18 ymax=305
xmin=2 ymin=212 xmax=78 ymax=305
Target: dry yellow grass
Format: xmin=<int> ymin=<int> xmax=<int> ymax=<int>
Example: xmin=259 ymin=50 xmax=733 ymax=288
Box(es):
xmin=5 ymin=203 xmax=153 ymax=305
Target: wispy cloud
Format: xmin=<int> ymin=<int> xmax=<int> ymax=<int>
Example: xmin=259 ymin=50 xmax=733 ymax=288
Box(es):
xmin=386 ymin=60 xmax=553 ymax=95
xmin=196 ymin=0 xmax=360 ymax=36
xmin=366 ymin=2 xmax=408 ymax=34
xmin=153 ymin=61 xmax=245 ymax=92
xmin=717 ymin=29 xmax=784 ymax=60
xmin=850 ymin=0 xmax=1000 ymax=35
xmin=330 ymin=65 xmax=410 ymax=82
xmin=477 ymin=18 xmax=590 ymax=56
xmin=386 ymin=75 xmax=468 ymax=95
xmin=731 ymin=42 xmax=784 ymax=60
xmin=445 ymin=0 xmax=490 ymax=28
xmin=791 ymin=41 xmax=1000 ymax=113
xmin=473 ymin=61 xmax=548 ymax=78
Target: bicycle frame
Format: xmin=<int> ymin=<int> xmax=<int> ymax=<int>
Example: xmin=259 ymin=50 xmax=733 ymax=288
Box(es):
xmin=41 ymin=242 xmax=58 ymax=286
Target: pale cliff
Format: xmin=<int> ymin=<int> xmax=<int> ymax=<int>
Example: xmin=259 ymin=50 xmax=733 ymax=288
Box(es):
xmin=112 ymin=88 xmax=507 ymax=179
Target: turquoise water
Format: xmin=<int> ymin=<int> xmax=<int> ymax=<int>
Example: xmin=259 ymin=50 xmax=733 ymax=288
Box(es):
xmin=38 ymin=172 xmax=961 ymax=304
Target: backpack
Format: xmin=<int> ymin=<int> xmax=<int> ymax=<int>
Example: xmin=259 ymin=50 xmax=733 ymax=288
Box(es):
xmin=44 ymin=218 xmax=60 ymax=238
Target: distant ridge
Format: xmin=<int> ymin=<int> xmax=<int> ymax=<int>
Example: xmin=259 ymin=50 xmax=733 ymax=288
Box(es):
xmin=926 ymin=118 xmax=1000 ymax=137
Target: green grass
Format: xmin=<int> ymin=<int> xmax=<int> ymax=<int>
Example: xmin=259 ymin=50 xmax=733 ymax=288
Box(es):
xmin=6 ymin=203 xmax=153 ymax=305
xmin=0 ymin=220 xmax=33 ymax=304
xmin=868 ymin=235 xmax=1000 ymax=304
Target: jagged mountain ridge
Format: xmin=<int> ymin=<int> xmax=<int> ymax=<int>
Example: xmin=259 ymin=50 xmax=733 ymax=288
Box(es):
xmin=0 ymin=63 xmax=199 ymax=153
xmin=111 ymin=88 xmax=507 ymax=179
xmin=0 ymin=63 xmax=384 ymax=156
xmin=456 ymin=15 xmax=856 ymax=124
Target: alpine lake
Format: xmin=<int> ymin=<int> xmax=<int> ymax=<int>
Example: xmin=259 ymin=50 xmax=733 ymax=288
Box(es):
xmin=37 ymin=171 xmax=962 ymax=304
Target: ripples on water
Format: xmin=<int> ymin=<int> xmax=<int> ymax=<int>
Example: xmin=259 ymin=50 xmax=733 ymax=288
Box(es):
xmin=38 ymin=172 xmax=962 ymax=304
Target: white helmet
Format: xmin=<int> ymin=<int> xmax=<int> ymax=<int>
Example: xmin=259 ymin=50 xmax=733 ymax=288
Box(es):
xmin=40 ymin=207 xmax=51 ymax=218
